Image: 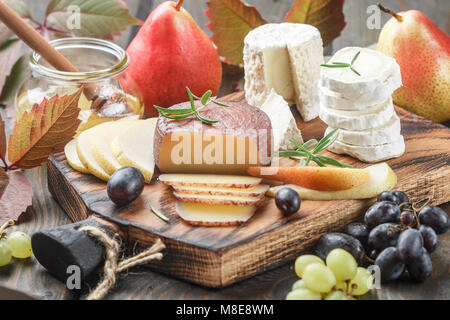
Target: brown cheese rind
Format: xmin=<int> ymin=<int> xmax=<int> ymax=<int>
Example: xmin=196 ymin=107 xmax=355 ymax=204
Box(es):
xmin=154 ymin=101 xmax=273 ymax=174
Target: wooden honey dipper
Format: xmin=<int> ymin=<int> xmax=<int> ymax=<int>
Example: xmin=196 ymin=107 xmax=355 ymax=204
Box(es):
xmin=0 ymin=1 xmax=115 ymax=109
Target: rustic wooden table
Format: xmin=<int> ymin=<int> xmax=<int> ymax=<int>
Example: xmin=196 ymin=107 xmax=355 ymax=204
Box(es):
xmin=0 ymin=0 xmax=448 ymax=300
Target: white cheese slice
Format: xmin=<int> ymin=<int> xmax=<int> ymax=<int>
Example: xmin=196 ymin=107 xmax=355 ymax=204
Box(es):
xmin=260 ymin=90 xmax=303 ymax=151
xmin=319 ymin=69 xmax=402 ymax=111
xmin=244 ymin=23 xmax=324 ymax=122
xmin=328 ymin=135 xmax=405 ymax=163
xmin=325 ymin=114 xmax=402 ymax=146
xmin=320 ymin=47 xmax=401 ymax=100
xmin=320 ymin=97 xmax=395 ymax=131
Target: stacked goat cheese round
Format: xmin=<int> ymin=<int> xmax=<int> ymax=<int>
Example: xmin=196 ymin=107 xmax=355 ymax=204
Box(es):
xmin=319 ymin=47 xmax=405 ymax=163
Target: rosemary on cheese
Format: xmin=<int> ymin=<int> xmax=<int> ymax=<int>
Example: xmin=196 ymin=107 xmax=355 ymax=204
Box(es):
xmin=321 ymin=51 xmax=361 ymax=76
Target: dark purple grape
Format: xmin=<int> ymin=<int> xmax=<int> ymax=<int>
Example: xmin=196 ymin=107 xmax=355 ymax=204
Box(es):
xmin=377 ymin=191 xmax=398 ymax=204
xmin=343 ymin=222 xmax=369 ymax=247
xmin=406 ymin=248 xmax=432 ymax=283
xmin=107 ymin=167 xmax=145 ymax=207
xmin=397 ymin=229 xmax=424 ymax=263
xmin=375 ymin=247 xmax=405 ymax=283
xmin=275 ymin=188 xmax=301 ymax=217
xmin=364 ymin=201 xmax=401 ymax=229
xmin=315 ymin=233 xmax=365 ymax=265
xmin=419 ymin=225 xmax=438 ymax=253
xmin=393 ymin=191 xmax=409 ymax=205
xmin=400 ymin=211 xmax=416 ymax=227
xmin=418 ymin=206 xmax=449 ymax=235
xmin=368 ymin=223 xmax=402 ymax=251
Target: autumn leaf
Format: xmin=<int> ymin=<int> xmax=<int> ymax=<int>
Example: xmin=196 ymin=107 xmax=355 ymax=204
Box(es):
xmin=0 ymin=0 xmax=31 ymax=44
xmin=0 ymin=39 xmax=22 ymax=95
xmin=45 ymin=0 xmax=140 ymax=39
xmin=285 ymin=0 xmax=346 ymax=47
xmin=7 ymin=89 xmax=82 ymax=169
xmin=0 ymin=168 xmax=8 ymax=200
xmin=0 ymin=54 xmax=28 ymax=105
xmin=206 ymin=0 xmax=267 ymax=65
xmin=0 ymin=171 xmax=32 ymax=225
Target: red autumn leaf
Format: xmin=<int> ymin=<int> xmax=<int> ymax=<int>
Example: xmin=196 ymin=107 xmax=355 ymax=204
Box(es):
xmin=0 ymin=168 xmax=8 ymax=199
xmin=206 ymin=0 xmax=267 ymax=65
xmin=7 ymin=89 xmax=82 ymax=169
xmin=0 ymin=170 xmax=32 ymax=225
xmin=285 ymin=0 xmax=346 ymax=46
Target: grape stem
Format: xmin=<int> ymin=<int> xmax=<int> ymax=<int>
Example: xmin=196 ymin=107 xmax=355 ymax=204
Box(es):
xmin=0 ymin=220 xmax=14 ymax=235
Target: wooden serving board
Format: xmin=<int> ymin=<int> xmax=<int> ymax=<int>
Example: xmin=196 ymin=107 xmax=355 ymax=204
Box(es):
xmin=47 ymin=91 xmax=450 ymax=288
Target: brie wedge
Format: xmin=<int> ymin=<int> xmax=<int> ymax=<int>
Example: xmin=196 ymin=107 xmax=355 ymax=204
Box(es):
xmin=325 ymin=115 xmax=402 ymax=146
xmin=320 ymin=47 xmax=401 ymax=100
xmin=328 ymin=136 xmax=405 ymax=163
xmin=320 ymin=97 xmax=395 ymax=131
xmin=244 ymin=23 xmax=324 ymax=121
xmin=260 ymin=90 xmax=303 ymax=151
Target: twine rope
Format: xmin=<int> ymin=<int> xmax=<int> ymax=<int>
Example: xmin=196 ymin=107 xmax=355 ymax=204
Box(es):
xmin=79 ymin=226 xmax=165 ymax=300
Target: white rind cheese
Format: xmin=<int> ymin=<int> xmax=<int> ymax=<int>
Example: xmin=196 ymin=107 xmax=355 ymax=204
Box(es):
xmin=260 ymin=90 xmax=303 ymax=151
xmin=328 ymin=136 xmax=405 ymax=163
xmin=320 ymin=97 xmax=395 ymax=131
xmin=320 ymin=47 xmax=401 ymax=100
xmin=244 ymin=23 xmax=324 ymax=121
xmin=325 ymin=115 xmax=402 ymax=146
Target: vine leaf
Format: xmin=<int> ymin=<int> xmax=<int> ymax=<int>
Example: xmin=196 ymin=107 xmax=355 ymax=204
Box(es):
xmin=0 ymin=39 xmax=22 ymax=98
xmin=0 ymin=171 xmax=32 ymax=225
xmin=284 ymin=0 xmax=346 ymax=46
xmin=45 ymin=0 xmax=141 ymax=39
xmin=0 ymin=54 xmax=28 ymax=105
xmin=7 ymin=89 xmax=82 ymax=169
xmin=206 ymin=0 xmax=267 ymax=65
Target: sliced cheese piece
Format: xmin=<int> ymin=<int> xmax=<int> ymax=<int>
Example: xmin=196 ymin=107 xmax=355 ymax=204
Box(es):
xmin=328 ymin=136 xmax=405 ymax=163
xmin=76 ymin=125 xmax=110 ymax=181
xmin=154 ymin=101 xmax=272 ymax=175
xmin=325 ymin=115 xmax=402 ymax=146
xmin=173 ymin=192 xmax=264 ymax=206
xmin=320 ymin=47 xmax=401 ymax=99
xmin=172 ymin=184 xmax=270 ymax=198
xmin=111 ymin=118 xmax=157 ymax=183
xmin=65 ymin=139 xmax=89 ymax=174
xmin=267 ymin=163 xmax=397 ymax=200
xmin=244 ymin=23 xmax=324 ymax=121
xmin=260 ymin=90 xmax=303 ymax=151
xmin=320 ymin=97 xmax=395 ymax=131
xmin=175 ymin=201 xmax=257 ymax=226
xmin=159 ymin=174 xmax=262 ymax=188
xmin=319 ymin=69 xmax=402 ymax=111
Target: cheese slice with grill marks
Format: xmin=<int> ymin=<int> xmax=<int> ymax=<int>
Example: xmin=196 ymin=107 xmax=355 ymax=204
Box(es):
xmin=244 ymin=23 xmax=324 ymax=121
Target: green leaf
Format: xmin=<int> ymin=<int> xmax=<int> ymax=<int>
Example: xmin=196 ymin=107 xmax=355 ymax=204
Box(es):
xmin=313 ymin=128 xmax=338 ymax=154
xmin=302 ymin=139 xmax=319 ymax=150
xmin=206 ymin=0 xmax=267 ymax=65
xmin=0 ymin=55 xmax=28 ymax=105
xmin=284 ymin=0 xmax=346 ymax=47
xmin=154 ymin=105 xmax=193 ymax=114
xmin=351 ymin=51 xmax=361 ymax=65
xmin=0 ymin=1 xmax=31 ymax=44
xmin=350 ymin=67 xmax=361 ymax=76
xmin=45 ymin=0 xmax=140 ymax=39
xmin=159 ymin=112 xmax=195 ymax=120
xmin=321 ymin=63 xmax=349 ymax=68
xmin=200 ymin=90 xmax=212 ymax=105
xmin=210 ymin=98 xmax=230 ymax=107
xmin=150 ymin=204 xmax=170 ymax=223
xmin=0 ymin=39 xmax=21 ymax=94
xmin=315 ymin=155 xmax=352 ymax=168
xmin=275 ymin=151 xmax=309 ymax=158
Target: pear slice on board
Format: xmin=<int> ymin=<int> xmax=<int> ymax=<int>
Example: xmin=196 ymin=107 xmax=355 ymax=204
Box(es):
xmin=91 ymin=120 xmax=141 ymax=176
xmin=111 ymin=118 xmax=158 ymax=183
xmin=65 ymin=139 xmax=89 ymax=174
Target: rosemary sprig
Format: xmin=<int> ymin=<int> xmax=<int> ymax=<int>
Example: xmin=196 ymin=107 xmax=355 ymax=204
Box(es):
xmin=154 ymin=87 xmax=230 ymax=124
xmin=321 ymin=51 xmax=361 ymax=76
xmin=275 ymin=129 xmax=352 ymax=168
xmin=150 ymin=204 xmax=170 ymax=223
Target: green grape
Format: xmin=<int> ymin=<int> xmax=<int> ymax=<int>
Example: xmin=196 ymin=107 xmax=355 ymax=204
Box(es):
xmin=335 ymin=281 xmax=348 ymax=292
xmin=286 ymin=288 xmax=322 ymax=300
xmin=294 ymin=255 xmax=325 ymax=278
xmin=302 ymin=263 xmax=336 ymax=293
xmin=6 ymin=231 xmax=32 ymax=259
xmin=291 ymin=279 xmax=307 ymax=291
xmin=349 ymin=267 xmax=373 ymax=296
xmin=0 ymin=241 xmax=12 ymax=267
xmin=324 ymin=290 xmax=350 ymax=300
xmin=326 ymin=248 xmax=358 ymax=281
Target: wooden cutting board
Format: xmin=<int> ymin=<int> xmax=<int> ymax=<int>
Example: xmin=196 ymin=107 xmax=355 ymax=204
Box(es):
xmin=47 ymin=91 xmax=450 ymax=288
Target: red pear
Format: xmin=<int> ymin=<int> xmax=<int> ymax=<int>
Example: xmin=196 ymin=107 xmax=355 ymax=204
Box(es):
xmin=377 ymin=6 xmax=450 ymax=123
xmin=123 ymin=0 xmax=222 ymax=117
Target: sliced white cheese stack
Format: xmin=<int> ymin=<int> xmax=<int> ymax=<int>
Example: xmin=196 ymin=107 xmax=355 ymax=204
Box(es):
xmin=260 ymin=90 xmax=303 ymax=151
xmin=244 ymin=23 xmax=324 ymax=122
xmin=319 ymin=47 xmax=405 ymax=163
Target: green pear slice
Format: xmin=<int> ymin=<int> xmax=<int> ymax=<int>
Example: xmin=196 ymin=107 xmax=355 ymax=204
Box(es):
xmin=111 ymin=118 xmax=157 ymax=184
xmin=267 ymin=163 xmax=397 ymax=200
xmin=65 ymin=139 xmax=89 ymax=174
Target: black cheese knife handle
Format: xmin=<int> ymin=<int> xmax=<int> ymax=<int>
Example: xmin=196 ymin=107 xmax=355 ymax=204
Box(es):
xmin=31 ymin=217 xmax=122 ymax=283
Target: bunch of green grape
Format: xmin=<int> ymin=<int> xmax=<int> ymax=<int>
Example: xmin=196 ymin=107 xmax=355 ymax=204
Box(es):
xmin=286 ymin=248 xmax=373 ymax=300
xmin=0 ymin=220 xmax=33 ymax=267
